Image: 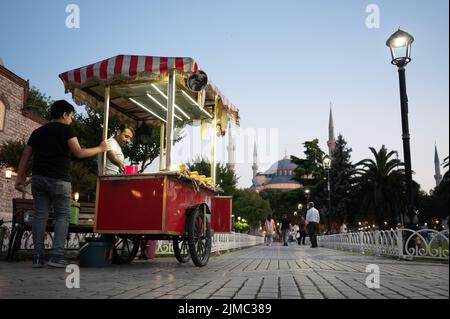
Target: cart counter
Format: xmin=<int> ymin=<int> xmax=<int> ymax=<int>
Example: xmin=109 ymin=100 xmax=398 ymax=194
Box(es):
xmin=95 ymin=172 xmax=231 ymax=234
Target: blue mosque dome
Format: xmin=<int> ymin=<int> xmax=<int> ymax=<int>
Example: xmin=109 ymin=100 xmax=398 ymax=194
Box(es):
xmin=252 ymin=152 xmax=300 ymax=191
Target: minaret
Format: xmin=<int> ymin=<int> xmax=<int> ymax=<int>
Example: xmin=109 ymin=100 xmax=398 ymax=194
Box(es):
xmin=252 ymin=141 xmax=258 ymax=179
xmin=434 ymin=143 xmax=443 ymax=186
xmin=226 ymin=122 xmax=236 ymax=172
xmin=327 ymin=103 xmax=336 ymax=157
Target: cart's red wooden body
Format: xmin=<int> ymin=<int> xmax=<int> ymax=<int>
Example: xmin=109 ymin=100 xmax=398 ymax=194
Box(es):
xmin=95 ymin=173 xmax=231 ymax=234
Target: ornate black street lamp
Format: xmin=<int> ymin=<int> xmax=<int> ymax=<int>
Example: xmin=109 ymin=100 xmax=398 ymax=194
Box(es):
xmin=304 ymin=188 xmax=310 ymax=209
xmin=386 ymin=29 xmax=416 ymax=228
xmin=323 ymin=156 xmax=332 ymax=234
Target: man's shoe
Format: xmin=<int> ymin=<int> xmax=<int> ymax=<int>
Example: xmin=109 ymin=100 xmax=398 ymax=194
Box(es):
xmin=47 ymin=257 xmax=70 ymax=268
xmin=32 ymin=254 xmax=45 ymax=268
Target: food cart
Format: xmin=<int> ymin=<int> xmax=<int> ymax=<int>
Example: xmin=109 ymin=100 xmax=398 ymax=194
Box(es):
xmin=59 ymin=55 xmax=239 ymax=267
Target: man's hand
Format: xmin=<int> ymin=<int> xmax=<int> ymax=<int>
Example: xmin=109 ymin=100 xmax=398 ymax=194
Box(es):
xmin=99 ymin=140 xmax=108 ymax=152
xmin=15 ymin=145 xmax=32 ymax=193
xmin=15 ymin=178 xmax=25 ymax=193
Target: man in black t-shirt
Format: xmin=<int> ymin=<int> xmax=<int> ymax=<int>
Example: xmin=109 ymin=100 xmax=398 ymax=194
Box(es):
xmin=15 ymin=100 xmax=106 ymax=268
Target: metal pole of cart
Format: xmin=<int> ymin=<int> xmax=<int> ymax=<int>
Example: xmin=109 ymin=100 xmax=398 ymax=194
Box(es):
xmin=165 ymin=69 xmax=176 ymax=170
xmin=210 ymin=96 xmax=218 ymax=184
xmin=101 ymin=85 xmax=111 ymax=175
xmin=159 ymin=123 xmax=165 ymax=171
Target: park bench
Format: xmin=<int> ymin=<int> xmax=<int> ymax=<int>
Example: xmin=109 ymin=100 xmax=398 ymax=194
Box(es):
xmin=7 ymin=198 xmax=96 ymax=260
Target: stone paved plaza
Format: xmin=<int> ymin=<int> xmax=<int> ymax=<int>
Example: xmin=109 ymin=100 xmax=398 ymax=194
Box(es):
xmin=0 ymin=243 xmax=448 ymax=299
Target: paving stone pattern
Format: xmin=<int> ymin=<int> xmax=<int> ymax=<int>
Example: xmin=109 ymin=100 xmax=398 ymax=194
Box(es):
xmin=0 ymin=243 xmax=448 ymax=299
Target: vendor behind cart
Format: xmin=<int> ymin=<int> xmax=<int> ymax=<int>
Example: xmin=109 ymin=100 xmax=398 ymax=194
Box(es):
xmin=98 ymin=124 xmax=134 ymax=175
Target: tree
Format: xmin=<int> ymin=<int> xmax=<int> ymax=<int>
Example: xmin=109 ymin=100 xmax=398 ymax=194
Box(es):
xmin=291 ymin=138 xmax=326 ymax=186
xmin=290 ymin=139 xmax=328 ymax=221
xmin=233 ymin=189 xmax=272 ymax=228
xmin=25 ymin=86 xmax=53 ymax=120
xmin=69 ymin=162 xmax=97 ymax=202
xmin=70 ymin=108 xmax=120 ymax=176
xmin=216 ymin=164 xmax=239 ymax=197
xmin=187 ymin=157 xmax=211 ymax=177
xmin=354 ymin=145 xmax=407 ymax=227
xmin=125 ymin=127 xmax=163 ymax=173
xmin=329 ymin=134 xmax=355 ymax=225
xmin=0 ymin=139 xmax=31 ymax=176
xmin=259 ymin=189 xmax=283 ymax=218
xmin=439 ymin=156 xmax=449 ymax=194
xmin=422 ymin=156 xmax=449 ymax=221
xmin=259 ymin=188 xmax=305 ymax=221
xmin=187 ymin=158 xmax=238 ymax=196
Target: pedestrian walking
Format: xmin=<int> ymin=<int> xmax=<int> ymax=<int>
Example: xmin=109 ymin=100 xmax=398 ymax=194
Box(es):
xmin=298 ymin=216 xmax=307 ymax=245
xmin=265 ymin=215 xmax=276 ymax=246
xmin=281 ymin=214 xmax=290 ymax=246
xmin=305 ymin=202 xmax=320 ymax=248
xmin=340 ymin=221 xmax=348 ymax=234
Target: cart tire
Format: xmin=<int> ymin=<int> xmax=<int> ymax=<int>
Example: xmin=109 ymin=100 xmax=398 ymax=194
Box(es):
xmin=112 ymin=235 xmax=140 ymax=264
xmin=173 ymin=237 xmax=191 ymax=263
xmin=187 ymin=208 xmax=211 ymax=267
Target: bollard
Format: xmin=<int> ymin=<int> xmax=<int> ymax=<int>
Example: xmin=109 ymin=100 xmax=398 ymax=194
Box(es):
xmin=396 ymin=228 xmax=404 ymax=259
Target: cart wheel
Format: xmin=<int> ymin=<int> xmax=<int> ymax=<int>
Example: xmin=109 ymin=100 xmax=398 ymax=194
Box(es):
xmin=187 ymin=208 xmax=211 ymax=267
xmin=173 ymin=237 xmax=191 ymax=263
xmin=112 ymin=235 xmax=140 ymax=264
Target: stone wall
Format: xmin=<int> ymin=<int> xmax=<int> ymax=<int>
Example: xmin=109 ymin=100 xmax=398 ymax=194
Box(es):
xmin=0 ymin=172 xmax=32 ymax=222
xmin=0 ymin=65 xmax=43 ymax=221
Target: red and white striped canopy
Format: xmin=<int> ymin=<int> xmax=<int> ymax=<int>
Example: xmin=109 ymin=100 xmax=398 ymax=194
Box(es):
xmin=59 ymin=54 xmax=239 ymax=122
xmin=59 ymin=55 xmax=199 ymax=87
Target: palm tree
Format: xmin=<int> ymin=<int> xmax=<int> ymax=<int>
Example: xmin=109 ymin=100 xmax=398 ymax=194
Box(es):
xmin=354 ymin=145 xmax=406 ymax=228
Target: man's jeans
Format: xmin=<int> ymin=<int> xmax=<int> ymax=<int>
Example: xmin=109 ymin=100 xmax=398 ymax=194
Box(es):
xmin=282 ymin=229 xmax=290 ymax=245
xmin=31 ymin=175 xmax=71 ymax=257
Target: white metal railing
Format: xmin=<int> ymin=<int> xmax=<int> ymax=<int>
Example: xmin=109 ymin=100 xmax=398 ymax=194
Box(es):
xmin=0 ymin=227 xmax=264 ymax=256
xmin=156 ymin=232 xmax=265 ymax=255
xmin=318 ymin=229 xmax=449 ymax=260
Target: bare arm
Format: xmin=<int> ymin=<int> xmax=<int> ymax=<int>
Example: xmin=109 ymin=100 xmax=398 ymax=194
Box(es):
xmin=67 ymin=137 xmax=107 ymax=159
xmin=15 ymin=145 xmax=33 ymax=192
xmin=107 ymin=150 xmax=125 ymax=172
